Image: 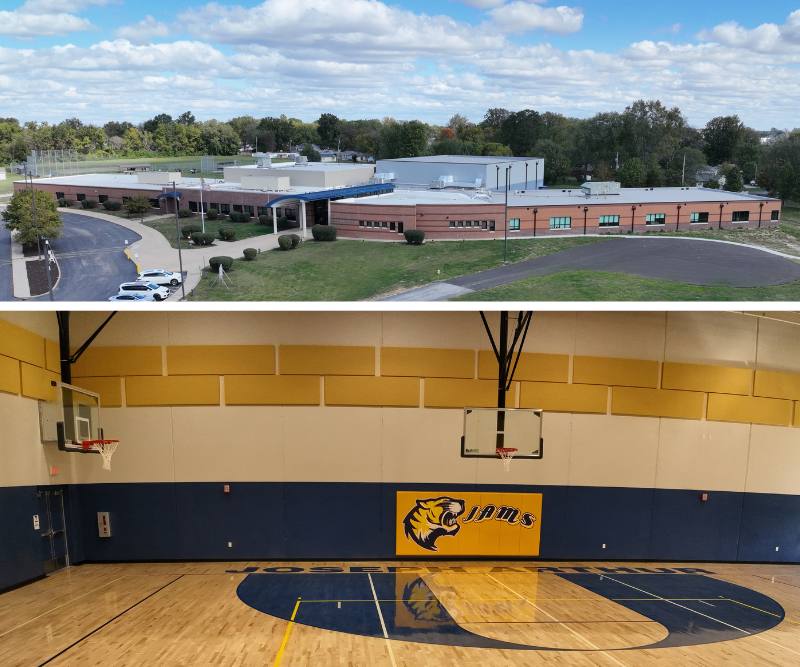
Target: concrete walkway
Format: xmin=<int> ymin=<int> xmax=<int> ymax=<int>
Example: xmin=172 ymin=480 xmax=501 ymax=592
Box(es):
xmin=59 ymin=209 xmax=306 ymax=300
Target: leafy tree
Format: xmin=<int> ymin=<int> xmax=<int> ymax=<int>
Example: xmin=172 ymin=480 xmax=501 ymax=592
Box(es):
xmin=378 ymin=120 xmax=430 ymax=158
xmin=176 ymin=111 xmax=196 ymax=126
xmin=300 ymin=143 xmax=321 ymax=162
xmin=777 ymin=163 xmax=797 ymax=200
xmin=646 ymin=161 xmax=665 ymax=187
xmin=500 ymin=109 xmax=542 ymax=156
xmin=703 ymin=116 xmax=744 ymax=165
xmin=317 ymin=113 xmax=341 ymax=148
xmin=143 ymin=114 xmax=173 ymax=134
xmin=2 ymin=190 xmax=62 ymax=249
xmin=533 ymin=139 xmax=570 ymax=185
xmin=228 ymin=115 xmax=259 ymax=149
xmin=125 ymin=196 xmax=152 ymax=222
xmin=480 ymin=108 xmax=511 ymax=142
xmin=721 ymin=164 xmax=744 ymax=192
xmin=618 ymin=158 xmax=647 ymax=187
xmin=481 ymin=142 xmax=513 ymax=157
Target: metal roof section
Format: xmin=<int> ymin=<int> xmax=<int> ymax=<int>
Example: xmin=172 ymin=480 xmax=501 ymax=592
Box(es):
xmin=384 ymin=155 xmax=541 ymax=164
xmin=264 ymin=183 xmax=395 ymax=207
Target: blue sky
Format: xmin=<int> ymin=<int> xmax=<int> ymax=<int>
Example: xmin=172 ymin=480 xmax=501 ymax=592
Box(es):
xmin=1 ymin=0 xmax=799 ymax=128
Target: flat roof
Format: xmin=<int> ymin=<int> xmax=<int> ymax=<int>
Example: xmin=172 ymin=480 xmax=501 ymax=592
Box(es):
xmin=336 ymin=186 xmax=779 ymax=207
xmin=379 ymin=155 xmax=541 ymax=165
xmin=226 ymin=162 xmax=374 ymax=173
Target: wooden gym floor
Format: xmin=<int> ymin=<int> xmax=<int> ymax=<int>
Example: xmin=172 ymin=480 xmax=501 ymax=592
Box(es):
xmin=1 ymin=561 xmax=800 ymax=666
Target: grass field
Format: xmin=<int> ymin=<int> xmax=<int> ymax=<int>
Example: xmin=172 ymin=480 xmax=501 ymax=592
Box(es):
xmin=143 ymin=215 xmax=279 ymax=250
xmin=187 ymin=237 xmax=605 ymax=301
xmin=456 ymin=270 xmax=800 ymax=302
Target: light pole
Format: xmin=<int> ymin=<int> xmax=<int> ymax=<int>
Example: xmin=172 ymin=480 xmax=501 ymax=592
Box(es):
xmin=42 ymin=237 xmax=54 ymax=301
xmin=173 ymin=181 xmax=186 ymax=300
xmin=503 ymin=166 xmax=511 ymax=264
xmin=758 ymin=202 xmax=764 ymax=229
xmin=631 ymin=205 xmax=637 ymax=234
xmin=676 ymin=205 xmax=682 ymax=233
xmin=533 ymin=208 xmax=538 ymax=238
xmin=583 ymin=206 xmax=589 ymax=235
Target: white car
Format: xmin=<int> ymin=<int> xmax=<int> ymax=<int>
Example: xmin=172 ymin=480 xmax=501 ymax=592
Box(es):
xmin=117 ymin=282 xmax=171 ymax=301
xmin=108 ymin=293 xmax=155 ymax=302
xmin=136 ymin=269 xmax=182 ymax=286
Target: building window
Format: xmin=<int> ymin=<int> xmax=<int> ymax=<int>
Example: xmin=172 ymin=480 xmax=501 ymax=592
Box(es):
xmin=98 ymin=194 xmax=108 ymax=203
xmin=489 ymin=221 xmax=496 ymax=231
xmin=233 ymin=204 xmax=242 ymax=213
xmin=76 ymin=193 xmax=86 ymax=201
xmin=645 ymin=213 xmax=666 ymax=225
xmin=509 ymin=218 xmax=521 ymax=231
xmin=244 ymin=205 xmax=254 ymax=216
xmin=55 ymin=191 xmax=65 ymax=199
xmin=398 ymin=222 xmax=404 ymax=233
xmin=149 ymin=199 xmax=160 ymax=209
xmin=690 ymin=212 xmax=709 ymax=224
xmin=189 ymin=201 xmax=199 ymax=213
xmin=732 ymin=211 xmax=750 ymax=223
xmin=219 ymin=204 xmax=230 ymax=214
xmin=122 ymin=196 xmax=131 ymax=204
xmin=772 ymin=210 xmax=780 ymax=221
xmin=449 ymin=221 xmax=456 ymax=228
xmin=598 ymin=215 xmax=620 ymax=227
xmin=390 ymin=222 xmax=396 ymax=231
xmin=359 ymin=220 xmax=365 ymax=227
xmin=550 ymin=217 xmax=571 ymax=230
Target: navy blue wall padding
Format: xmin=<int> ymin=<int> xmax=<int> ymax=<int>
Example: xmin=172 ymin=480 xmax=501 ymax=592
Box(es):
xmin=0 ymin=486 xmax=44 ymax=591
xmin=737 ymin=493 xmax=800 ymax=562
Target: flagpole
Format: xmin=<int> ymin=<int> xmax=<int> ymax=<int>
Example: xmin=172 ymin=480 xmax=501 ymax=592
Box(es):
xmin=200 ymin=176 xmax=206 ymax=234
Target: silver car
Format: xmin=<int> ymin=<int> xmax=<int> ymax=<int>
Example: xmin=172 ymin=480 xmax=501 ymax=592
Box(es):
xmin=136 ymin=269 xmax=182 ymax=286
xmin=117 ymin=282 xmax=171 ymax=301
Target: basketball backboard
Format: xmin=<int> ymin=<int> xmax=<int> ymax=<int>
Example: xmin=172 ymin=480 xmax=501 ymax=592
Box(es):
xmin=39 ymin=381 xmax=103 ymax=452
xmin=461 ymin=407 xmax=543 ymax=459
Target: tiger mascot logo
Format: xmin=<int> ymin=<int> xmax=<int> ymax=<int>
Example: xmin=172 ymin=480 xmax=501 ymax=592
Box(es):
xmin=403 ymin=497 xmax=465 ymax=551
xmin=402 ymin=578 xmax=449 ymax=623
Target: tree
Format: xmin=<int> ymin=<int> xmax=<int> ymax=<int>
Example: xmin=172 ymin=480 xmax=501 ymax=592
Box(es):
xmin=228 ymin=115 xmax=259 ymax=149
xmin=300 ymin=143 xmax=321 ymax=162
xmin=500 ymin=110 xmax=542 ymax=156
xmin=533 ymin=139 xmax=570 ymax=185
xmin=703 ymin=116 xmax=744 ymax=165
xmin=317 ymin=113 xmax=341 ymax=149
xmin=721 ymin=164 xmax=744 ymax=192
xmin=176 ymin=111 xmax=196 ymax=126
xmin=125 ymin=196 xmax=151 ymax=222
xmin=143 ymin=114 xmax=173 ymax=134
xmin=480 ymin=108 xmax=511 ymax=142
xmin=2 ymin=190 xmax=62 ymax=249
xmin=777 ymin=163 xmax=797 ymax=200
xmin=618 ymin=158 xmax=646 ymax=187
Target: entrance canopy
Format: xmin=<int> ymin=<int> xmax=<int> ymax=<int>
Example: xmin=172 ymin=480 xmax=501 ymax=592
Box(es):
xmin=264 ymin=183 xmax=393 ymax=208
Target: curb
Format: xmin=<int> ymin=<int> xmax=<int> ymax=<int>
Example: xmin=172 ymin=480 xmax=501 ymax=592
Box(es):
xmin=124 ymin=246 xmax=141 ymax=274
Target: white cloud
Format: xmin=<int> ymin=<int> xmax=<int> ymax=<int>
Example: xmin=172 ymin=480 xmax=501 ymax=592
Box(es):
xmin=0 ymin=0 xmax=113 ymax=37
xmin=698 ymin=10 xmax=800 ymax=53
xmin=489 ymin=1 xmax=584 ymax=35
xmin=116 ymin=15 xmax=169 ymax=43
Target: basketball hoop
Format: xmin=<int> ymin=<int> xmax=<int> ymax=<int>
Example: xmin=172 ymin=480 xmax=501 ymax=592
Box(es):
xmin=497 ymin=447 xmax=518 ymax=473
xmin=82 ymin=439 xmax=119 ymax=471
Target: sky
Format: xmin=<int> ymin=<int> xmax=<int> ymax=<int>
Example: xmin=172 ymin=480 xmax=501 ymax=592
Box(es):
xmin=0 ymin=0 xmax=798 ymax=129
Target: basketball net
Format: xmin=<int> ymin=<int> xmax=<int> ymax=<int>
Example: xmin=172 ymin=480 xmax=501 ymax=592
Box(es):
xmin=82 ymin=440 xmax=119 ymax=471
xmin=497 ymin=447 xmax=517 ymax=473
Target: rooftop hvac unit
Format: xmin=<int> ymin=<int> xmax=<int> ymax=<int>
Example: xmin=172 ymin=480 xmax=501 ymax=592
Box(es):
xmin=431 ymin=174 xmax=454 ymax=189
xmin=295 ymin=156 xmax=309 ymax=165
xmin=372 ymin=172 xmax=395 ymax=184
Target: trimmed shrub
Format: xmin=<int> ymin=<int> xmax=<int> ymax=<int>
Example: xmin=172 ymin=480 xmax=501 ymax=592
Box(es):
xmin=217 ymin=226 xmax=237 ymax=242
xmin=207 ymin=208 xmax=219 ymax=220
xmin=289 ymin=234 xmax=301 ymax=249
xmin=102 ymin=200 xmax=122 ymax=211
xmin=404 ymin=229 xmax=426 ymax=245
xmin=191 ymin=232 xmax=215 ymax=247
xmin=209 ymin=256 xmax=234 ymax=273
xmin=243 ymin=248 xmax=258 ymax=261
xmin=228 ymin=212 xmax=251 ymax=223
xmin=81 ymin=199 xmax=97 ymax=209
xmin=278 ymin=235 xmax=295 ymax=251
xmin=181 ymin=224 xmax=201 ymax=239
xmin=178 ymin=208 xmax=193 ymax=218
xmin=57 ymin=197 xmax=70 ymax=207
xmin=311 ymin=224 xmax=337 ymax=242
xmin=278 ymin=216 xmax=296 ymax=231
xmin=258 ymin=214 xmax=272 ymax=226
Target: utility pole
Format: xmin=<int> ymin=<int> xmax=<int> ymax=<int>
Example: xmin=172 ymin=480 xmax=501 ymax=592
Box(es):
xmin=173 ymin=181 xmax=186 ymax=300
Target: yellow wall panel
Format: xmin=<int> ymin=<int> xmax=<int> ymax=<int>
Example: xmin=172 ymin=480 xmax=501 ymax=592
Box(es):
xmin=754 ymin=369 xmax=800 ymax=401
xmin=519 ymin=382 xmax=607 ymax=414
xmin=73 ymin=377 xmax=123 ymax=408
xmin=279 ymin=346 xmax=374 ymax=376
xmin=795 ymin=404 xmax=800 ymax=428
xmin=0 ymin=355 xmax=20 ymax=395
xmin=424 ymin=378 xmax=515 ymax=409
xmin=382 ymin=347 xmax=474 ymax=379
xmin=612 ymin=387 xmax=705 ymax=420
xmin=707 ymin=393 xmax=793 ymax=427
xmin=167 ymin=345 xmax=275 ymax=376
xmin=20 ymin=363 xmax=58 ymax=401
xmin=126 ymin=375 xmax=219 ymax=406
xmin=225 ymin=375 xmax=320 ymax=406
xmin=478 ymin=351 xmax=569 ymax=383
xmin=573 ymin=356 xmax=659 ymax=388
xmin=0 ymin=320 xmax=45 ymax=368
xmin=663 ymin=362 xmax=752 ymax=395
xmin=326 ymin=376 xmax=419 ymax=407
xmin=45 ymin=340 xmax=60 ymax=373
xmin=73 ymin=346 xmax=162 ymax=377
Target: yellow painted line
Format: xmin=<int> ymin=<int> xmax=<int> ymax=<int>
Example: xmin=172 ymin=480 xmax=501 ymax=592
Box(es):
xmin=273 ymin=597 xmax=301 ymax=667
xmin=724 ymin=598 xmax=782 ymax=618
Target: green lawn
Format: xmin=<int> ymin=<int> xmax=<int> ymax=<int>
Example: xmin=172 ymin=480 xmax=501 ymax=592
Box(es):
xmin=456 ymin=270 xmax=800 ymax=302
xmin=187 ymin=237 xmax=606 ymax=301
xmin=143 ymin=215 xmax=280 ymax=250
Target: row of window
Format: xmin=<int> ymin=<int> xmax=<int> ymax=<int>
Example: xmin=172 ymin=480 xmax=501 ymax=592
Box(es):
xmin=358 ymin=220 xmax=405 ymax=233
xmin=447 ymin=220 xmax=498 ymax=231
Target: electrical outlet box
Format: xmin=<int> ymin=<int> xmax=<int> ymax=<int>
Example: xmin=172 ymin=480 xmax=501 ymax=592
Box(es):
xmin=223 ymin=484 xmax=231 ymax=494
xmin=227 ymin=541 xmax=233 ymax=548
xmin=602 ymin=543 xmax=607 ymax=549
xmin=97 ymin=512 xmax=111 ymax=538
xmin=33 ymin=515 xmax=40 ymax=530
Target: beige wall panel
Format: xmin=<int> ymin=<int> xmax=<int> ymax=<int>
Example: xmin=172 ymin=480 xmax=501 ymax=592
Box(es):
xmin=382 ymin=347 xmax=474 ymax=379
xmin=72 ymin=377 xmax=123 ymax=408
xmin=72 ymin=346 xmax=162 ymax=377
xmin=167 ymin=345 xmax=275 ymax=376
xmin=665 ymin=312 xmax=757 ymax=366
xmin=745 ymin=425 xmax=800 ymax=494
xmin=655 ymin=420 xmax=750 ymax=492
xmin=279 ymin=345 xmax=375 ymax=376
xmin=424 ymin=378 xmax=515 ymax=409
xmin=573 ymin=312 xmax=666 ymax=360
xmin=170 ymin=407 xmax=285 ymax=482
xmin=573 ymin=356 xmax=659 ymax=388
xmin=0 ymin=312 xmax=58 ymax=339
xmin=125 ymin=376 xmax=220 ymax=407
xmin=45 ymin=340 xmax=60 ymax=373
xmin=379 ymin=312 xmax=501 ymax=350
xmin=756 ymin=318 xmax=800 ymax=373
xmin=20 ymin=363 xmax=58 ymax=401
xmin=75 ymin=408 xmax=176 ymax=484
xmin=282 ymin=407 xmax=382 ymax=482
xmin=754 ymin=369 xmax=800 ymax=401
xmin=225 ymin=375 xmax=320 ymax=406
xmin=519 ymin=382 xmax=607 ymax=414
xmin=478 ymin=352 xmax=569 ymax=383
xmin=568 ymin=415 xmax=660 ymax=488
xmin=380 ymin=408 xmax=477 ymax=484
xmin=325 ymin=376 xmax=419 ymax=407
xmin=0 ymin=320 xmax=45 ymax=368
xmin=70 ymin=312 xmax=169 ymax=346
xmin=662 ymin=362 xmax=753 ymax=395
xmin=0 ymin=354 xmax=20 ymax=395
xmin=707 ymin=394 xmax=793 ymax=427
xmin=611 ymin=387 xmax=705 ymax=420
xmin=0 ymin=392 xmax=51 ymax=487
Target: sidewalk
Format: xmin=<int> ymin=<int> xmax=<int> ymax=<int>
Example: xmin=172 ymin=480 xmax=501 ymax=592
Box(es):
xmin=60 ymin=209 xmax=307 ymax=300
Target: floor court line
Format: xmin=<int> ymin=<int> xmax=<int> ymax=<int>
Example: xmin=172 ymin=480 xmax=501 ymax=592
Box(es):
xmin=368 ymin=573 xmax=398 ymax=667
xmin=485 ymin=573 xmax=627 ymax=667
xmin=272 ymin=597 xmax=301 ymax=667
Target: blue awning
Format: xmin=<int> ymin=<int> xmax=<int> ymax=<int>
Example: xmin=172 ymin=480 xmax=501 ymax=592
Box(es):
xmin=265 ymin=183 xmax=393 ymax=208
xmin=158 ymin=191 xmax=182 ymax=200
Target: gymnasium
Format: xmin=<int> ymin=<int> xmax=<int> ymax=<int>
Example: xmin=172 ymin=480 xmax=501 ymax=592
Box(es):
xmin=1 ymin=310 xmax=800 ymax=665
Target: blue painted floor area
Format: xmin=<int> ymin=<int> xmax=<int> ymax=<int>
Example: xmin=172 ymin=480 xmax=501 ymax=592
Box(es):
xmin=558 ymin=573 xmax=785 ymax=649
xmin=236 ymin=572 xmax=785 ymax=652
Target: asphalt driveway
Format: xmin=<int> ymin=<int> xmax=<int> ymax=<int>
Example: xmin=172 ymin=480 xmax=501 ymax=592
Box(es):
xmin=383 ymin=237 xmax=800 ymax=301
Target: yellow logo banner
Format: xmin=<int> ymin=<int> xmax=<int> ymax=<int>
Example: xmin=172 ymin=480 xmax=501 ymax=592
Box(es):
xmin=396 ymin=491 xmax=543 ymax=557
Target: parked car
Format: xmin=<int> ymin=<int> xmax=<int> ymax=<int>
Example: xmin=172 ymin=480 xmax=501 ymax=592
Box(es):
xmin=108 ymin=293 xmax=155 ymax=302
xmin=117 ymin=282 xmax=171 ymax=301
xmin=136 ymin=269 xmax=182 ymax=286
